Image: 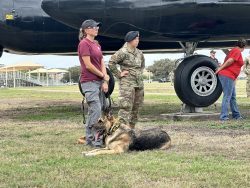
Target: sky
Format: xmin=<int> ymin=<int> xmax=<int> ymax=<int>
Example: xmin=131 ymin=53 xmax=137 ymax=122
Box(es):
xmin=1 ymin=49 xmax=249 ymax=69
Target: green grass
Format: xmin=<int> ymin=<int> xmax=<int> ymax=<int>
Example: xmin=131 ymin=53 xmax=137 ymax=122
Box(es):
xmin=0 ymin=81 xmax=250 ymax=187
xmin=207 ymin=120 xmax=250 ymax=130
xmin=15 ymin=105 xmax=82 ymax=121
xmin=0 ymin=86 xmax=82 ymax=100
xmin=1 ymin=122 xmax=249 ymax=188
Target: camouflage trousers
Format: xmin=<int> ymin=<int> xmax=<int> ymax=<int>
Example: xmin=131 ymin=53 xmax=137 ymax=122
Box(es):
xmin=247 ymin=76 xmax=250 ymax=98
xmin=118 ymin=85 xmax=144 ymax=127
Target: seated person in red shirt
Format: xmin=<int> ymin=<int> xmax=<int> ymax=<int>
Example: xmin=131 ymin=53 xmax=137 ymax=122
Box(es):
xmin=215 ymin=38 xmax=247 ymax=121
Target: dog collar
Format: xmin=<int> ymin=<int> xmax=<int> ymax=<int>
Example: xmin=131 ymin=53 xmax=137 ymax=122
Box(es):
xmin=107 ymin=122 xmax=120 ymax=135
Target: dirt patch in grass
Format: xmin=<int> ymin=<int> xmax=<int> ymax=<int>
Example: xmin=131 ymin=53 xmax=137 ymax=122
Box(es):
xmin=0 ymin=99 xmax=81 ymax=120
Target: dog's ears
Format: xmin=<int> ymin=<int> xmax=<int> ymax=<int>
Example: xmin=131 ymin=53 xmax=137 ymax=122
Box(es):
xmin=107 ymin=113 xmax=113 ymax=121
xmin=98 ymin=118 xmax=104 ymax=123
xmin=103 ymin=110 xmax=113 ymax=121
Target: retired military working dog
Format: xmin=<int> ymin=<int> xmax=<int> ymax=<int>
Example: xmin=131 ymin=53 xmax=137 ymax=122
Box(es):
xmin=82 ymin=115 xmax=171 ymax=156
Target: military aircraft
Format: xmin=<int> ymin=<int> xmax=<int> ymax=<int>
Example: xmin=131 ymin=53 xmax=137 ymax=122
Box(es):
xmin=1 ymin=0 xmax=249 ymax=109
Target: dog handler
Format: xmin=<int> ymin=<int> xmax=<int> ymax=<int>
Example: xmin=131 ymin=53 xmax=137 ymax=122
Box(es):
xmin=109 ymin=31 xmax=145 ymax=128
xmin=78 ymin=19 xmax=109 ymax=147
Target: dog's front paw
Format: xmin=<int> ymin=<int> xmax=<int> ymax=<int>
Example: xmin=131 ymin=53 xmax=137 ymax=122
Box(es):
xmin=82 ymin=151 xmax=95 ymax=157
xmin=81 ymin=151 xmax=88 ymax=155
xmin=84 ymin=152 xmax=95 ymax=157
xmin=77 ymin=136 xmax=86 ymax=144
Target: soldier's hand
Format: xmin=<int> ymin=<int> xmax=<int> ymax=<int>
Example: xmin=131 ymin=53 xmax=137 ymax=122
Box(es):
xmin=120 ymin=70 xmax=129 ymax=77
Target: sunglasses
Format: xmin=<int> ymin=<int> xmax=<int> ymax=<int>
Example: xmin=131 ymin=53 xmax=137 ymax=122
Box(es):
xmin=87 ymin=26 xmax=99 ymax=30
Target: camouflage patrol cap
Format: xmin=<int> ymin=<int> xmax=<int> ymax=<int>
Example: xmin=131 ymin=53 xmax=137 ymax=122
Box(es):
xmin=81 ymin=19 xmax=101 ymax=29
xmin=124 ymin=31 xmax=139 ymax=42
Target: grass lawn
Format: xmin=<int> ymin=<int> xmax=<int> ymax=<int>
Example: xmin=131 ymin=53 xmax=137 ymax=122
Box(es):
xmin=0 ymin=80 xmax=249 ymax=187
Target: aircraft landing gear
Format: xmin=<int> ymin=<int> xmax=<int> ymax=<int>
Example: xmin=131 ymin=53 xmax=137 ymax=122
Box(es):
xmin=174 ymin=42 xmax=222 ymax=113
xmin=179 ymin=42 xmax=197 ymax=57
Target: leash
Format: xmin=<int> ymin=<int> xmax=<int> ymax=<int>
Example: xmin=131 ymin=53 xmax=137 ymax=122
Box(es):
xmin=80 ymin=95 xmax=112 ymax=125
xmin=79 ymin=79 xmax=113 ymax=125
xmin=78 ymin=79 xmax=86 ymax=124
xmin=81 ymin=98 xmax=86 ymax=124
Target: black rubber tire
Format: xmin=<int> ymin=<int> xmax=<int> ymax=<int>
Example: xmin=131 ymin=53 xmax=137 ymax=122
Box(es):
xmin=174 ymin=59 xmax=187 ymax=105
xmin=174 ymin=55 xmax=222 ymax=107
xmin=0 ymin=46 xmax=3 ymax=58
xmin=78 ymin=67 xmax=115 ymax=98
xmin=105 ymin=68 xmax=115 ymax=98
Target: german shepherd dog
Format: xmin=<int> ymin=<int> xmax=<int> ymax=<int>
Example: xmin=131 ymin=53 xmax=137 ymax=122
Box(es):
xmin=83 ymin=115 xmax=171 ymax=156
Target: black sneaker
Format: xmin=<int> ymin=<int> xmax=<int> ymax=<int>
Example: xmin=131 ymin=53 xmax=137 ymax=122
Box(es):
xmin=93 ymin=144 xmax=105 ymax=148
xmin=85 ymin=141 xmax=94 ymax=147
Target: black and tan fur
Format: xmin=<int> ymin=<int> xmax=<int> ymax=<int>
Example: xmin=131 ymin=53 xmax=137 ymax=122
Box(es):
xmin=83 ymin=115 xmax=171 ymax=156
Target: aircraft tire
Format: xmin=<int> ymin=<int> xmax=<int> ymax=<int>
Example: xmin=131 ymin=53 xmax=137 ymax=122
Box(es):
xmin=78 ymin=67 xmax=115 ymax=98
xmin=174 ymin=55 xmax=222 ymax=107
xmin=105 ymin=68 xmax=115 ymax=98
xmin=0 ymin=46 xmax=3 ymax=57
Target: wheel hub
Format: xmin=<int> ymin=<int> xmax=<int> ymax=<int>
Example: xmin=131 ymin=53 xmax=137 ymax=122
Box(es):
xmin=191 ymin=66 xmax=217 ymax=97
xmin=199 ymin=77 xmax=207 ymax=86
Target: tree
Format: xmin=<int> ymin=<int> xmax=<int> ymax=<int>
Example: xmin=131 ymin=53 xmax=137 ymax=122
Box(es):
xmin=62 ymin=66 xmax=80 ymax=83
xmin=147 ymin=58 xmax=176 ymax=80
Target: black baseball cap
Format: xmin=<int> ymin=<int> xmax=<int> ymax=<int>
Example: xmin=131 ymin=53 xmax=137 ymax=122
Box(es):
xmin=124 ymin=31 xmax=139 ymax=42
xmin=81 ymin=19 xmax=101 ymax=29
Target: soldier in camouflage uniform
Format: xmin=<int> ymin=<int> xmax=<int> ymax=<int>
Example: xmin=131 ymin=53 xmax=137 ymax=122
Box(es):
xmin=244 ymin=54 xmax=250 ymax=97
xmin=109 ymin=31 xmax=145 ymax=128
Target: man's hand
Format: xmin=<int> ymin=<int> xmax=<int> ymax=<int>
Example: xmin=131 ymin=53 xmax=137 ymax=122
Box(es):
xmin=215 ymin=67 xmax=222 ymax=75
xmin=120 ymin=70 xmax=129 ymax=77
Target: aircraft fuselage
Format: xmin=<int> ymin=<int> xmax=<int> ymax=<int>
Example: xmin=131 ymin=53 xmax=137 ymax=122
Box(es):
xmin=42 ymin=0 xmax=250 ymax=42
xmin=0 ymin=0 xmax=79 ymax=54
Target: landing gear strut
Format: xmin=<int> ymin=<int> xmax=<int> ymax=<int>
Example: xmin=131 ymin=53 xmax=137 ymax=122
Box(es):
xmin=179 ymin=42 xmax=198 ymax=57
